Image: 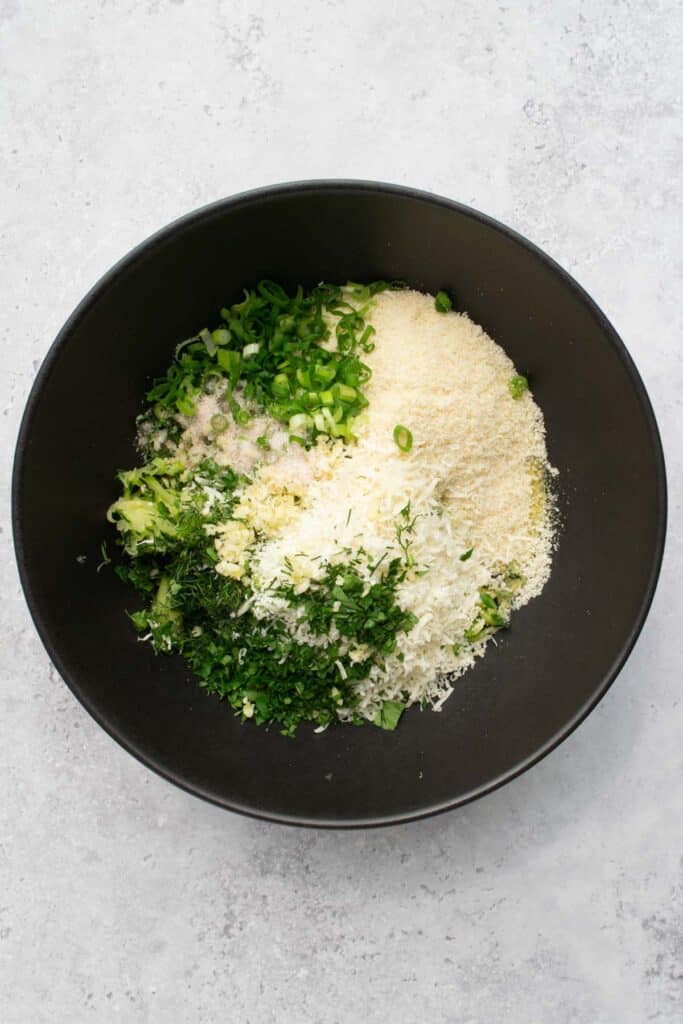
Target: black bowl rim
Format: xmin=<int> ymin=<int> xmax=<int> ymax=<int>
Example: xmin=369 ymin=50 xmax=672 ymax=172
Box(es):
xmin=12 ymin=179 xmax=668 ymax=829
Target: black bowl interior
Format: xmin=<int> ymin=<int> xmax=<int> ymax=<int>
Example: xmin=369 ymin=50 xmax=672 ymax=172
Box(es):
xmin=13 ymin=182 xmax=666 ymax=827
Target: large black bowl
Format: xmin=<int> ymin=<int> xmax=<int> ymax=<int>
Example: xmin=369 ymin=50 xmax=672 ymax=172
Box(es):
xmin=12 ymin=181 xmax=666 ymax=827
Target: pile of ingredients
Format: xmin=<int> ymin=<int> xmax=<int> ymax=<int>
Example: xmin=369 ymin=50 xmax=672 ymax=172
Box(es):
xmin=108 ymin=280 xmax=556 ymax=734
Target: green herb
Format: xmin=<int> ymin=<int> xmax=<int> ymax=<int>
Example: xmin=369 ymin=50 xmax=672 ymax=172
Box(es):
xmin=373 ymin=700 xmax=404 ymax=731
xmin=281 ymin=555 xmax=418 ymax=658
xmin=434 ymin=290 xmax=453 ymax=313
xmin=459 ymin=547 xmax=473 ymax=562
xmin=508 ymin=374 xmax=529 ymax=399
xmin=120 ymin=543 xmax=418 ymax=737
xmin=396 ymin=502 xmax=418 ymax=569
xmin=463 ymin=582 xmax=514 ymax=643
xmin=110 ymin=281 xmax=433 ymax=736
xmin=393 ymin=424 xmax=413 ymax=452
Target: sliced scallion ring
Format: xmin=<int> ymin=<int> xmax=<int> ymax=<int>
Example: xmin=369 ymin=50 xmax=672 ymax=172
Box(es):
xmin=210 ymin=413 xmax=229 ymax=434
xmin=393 ymin=424 xmax=413 ymax=452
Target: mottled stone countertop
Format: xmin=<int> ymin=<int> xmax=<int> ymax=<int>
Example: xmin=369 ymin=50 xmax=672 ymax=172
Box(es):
xmin=1 ymin=2 xmax=681 ymax=1021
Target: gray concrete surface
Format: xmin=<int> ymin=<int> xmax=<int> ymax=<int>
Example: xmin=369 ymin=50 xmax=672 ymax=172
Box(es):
xmin=1 ymin=1 xmax=682 ymax=1021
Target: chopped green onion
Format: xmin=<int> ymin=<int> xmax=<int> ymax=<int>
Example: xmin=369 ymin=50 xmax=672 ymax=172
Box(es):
xmin=320 ymin=407 xmax=337 ymax=434
xmin=256 ymin=435 xmax=270 ymax=449
xmin=210 ymin=413 xmax=229 ymax=434
xmin=508 ymin=374 xmax=529 ymax=399
xmin=346 ymin=281 xmax=372 ymax=303
xmin=172 ymin=336 xmax=196 ymax=359
xmin=137 ymin=279 xmax=411 ymax=577
xmin=257 ymin=280 xmax=290 ymax=306
xmin=359 ymin=325 xmax=376 ymax=352
xmin=333 ymin=382 xmax=357 ymax=403
xmin=435 ymin=290 xmax=453 ymax=313
xmin=289 ymin=412 xmax=313 ymax=435
xmin=393 ymin=424 xmax=413 ymax=452
xmin=229 ymin=319 xmax=248 ymax=342
xmin=211 ymin=328 xmax=231 ymax=346
xmin=269 ymin=402 xmax=290 ymax=423
xmin=460 ymin=548 xmax=473 ymax=562
xmin=313 ymin=363 xmax=336 ymax=386
xmin=300 ymin=391 xmax=319 ymax=410
xmin=199 ymin=328 xmax=216 ymax=355
xmin=216 ymin=348 xmax=241 ymax=384
xmin=271 ymin=373 xmax=290 ymax=398
xmin=176 ymin=395 xmax=195 ymax=417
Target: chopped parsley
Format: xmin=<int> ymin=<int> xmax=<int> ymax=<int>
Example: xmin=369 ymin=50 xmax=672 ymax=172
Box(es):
xmin=373 ymin=700 xmax=405 ymax=731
